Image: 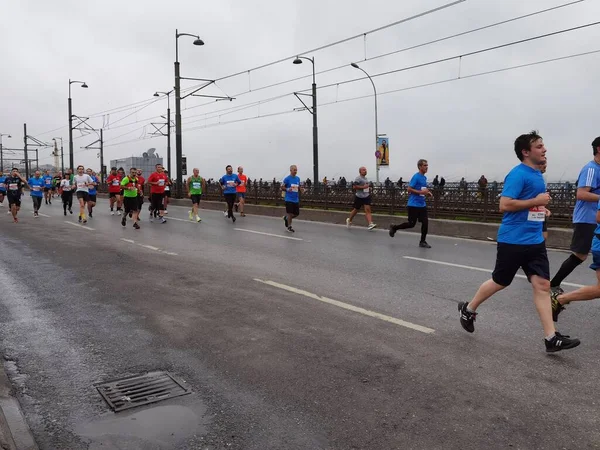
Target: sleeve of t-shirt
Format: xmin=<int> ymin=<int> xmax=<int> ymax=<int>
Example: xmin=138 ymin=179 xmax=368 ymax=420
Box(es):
xmin=235 ymin=176 xmax=241 ymax=185
xmin=219 ymin=177 xmax=225 ymax=185
xmin=577 ymin=165 xmax=595 ymax=189
xmin=120 ymin=177 xmax=129 ymax=187
xmin=147 ymin=174 xmax=156 ymax=183
xmin=501 ymin=170 xmax=525 ymax=199
xmin=408 ymin=174 xmax=420 ymax=189
xmin=282 ymin=176 xmax=289 ymax=188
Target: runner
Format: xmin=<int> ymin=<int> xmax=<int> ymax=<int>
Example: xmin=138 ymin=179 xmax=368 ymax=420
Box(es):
xmin=106 ymin=167 xmax=122 ymax=215
xmin=0 ymin=171 xmax=6 ymax=208
xmin=147 ymin=163 xmax=168 ymax=223
xmin=550 ymin=137 xmax=600 ymax=296
xmin=163 ymin=170 xmax=172 ymax=214
xmin=120 ymin=168 xmax=141 ymax=229
xmin=53 ymin=171 xmax=62 ymax=198
xmin=73 ymin=165 xmax=94 ymax=224
xmin=219 ymin=165 xmax=241 ymax=223
xmin=458 ymin=130 xmax=580 ymax=353
xmin=60 ymin=173 xmax=74 ymax=216
xmin=28 ymin=170 xmax=45 ymax=217
xmin=136 ymin=169 xmax=145 ymax=220
xmin=4 ymin=168 xmax=27 ymax=223
xmin=346 ymin=166 xmax=377 ymax=230
xmin=234 ymin=166 xmax=248 ymax=217
xmin=43 ymin=170 xmax=53 ymax=205
xmin=281 ymin=165 xmax=303 ymax=232
xmin=389 ymin=159 xmax=432 ymax=248
xmin=117 ymin=167 xmax=126 ymax=214
xmin=86 ymin=168 xmax=98 ymax=218
xmin=186 ymin=168 xmax=205 ymax=223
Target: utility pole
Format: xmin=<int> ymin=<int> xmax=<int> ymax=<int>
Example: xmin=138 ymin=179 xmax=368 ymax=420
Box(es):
xmin=100 ymin=129 xmax=104 ymax=183
xmin=23 ymin=123 xmax=29 ymax=178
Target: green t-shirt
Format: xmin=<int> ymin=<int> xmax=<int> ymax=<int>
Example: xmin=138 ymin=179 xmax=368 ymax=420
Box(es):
xmin=120 ymin=176 xmax=139 ymax=198
xmin=189 ymin=176 xmax=203 ymax=195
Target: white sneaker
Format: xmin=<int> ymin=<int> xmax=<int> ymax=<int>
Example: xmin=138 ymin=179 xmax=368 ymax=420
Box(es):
xmin=188 ymin=211 xmax=193 ymax=220
xmin=7 ymin=210 xmax=11 ymax=214
xmin=346 ymin=218 xmax=352 ymax=228
xmin=117 ymin=210 xmax=122 ymax=216
xmin=368 ymin=223 xmax=377 ymax=230
xmin=111 ymin=211 xmax=115 ymax=216
xmin=196 ymin=216 xmax=202 ymax=223
xmin=223 ymin=211 xmax=227 ymax=217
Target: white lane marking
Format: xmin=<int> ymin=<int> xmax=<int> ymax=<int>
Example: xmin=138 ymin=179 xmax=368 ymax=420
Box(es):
xmin=166 ymin=217 xmax=197 ymax=223
xmin=139 ymin=244 xmax=159 ymax=251
xmin=403 ymin=256 xmax=585 ymax=288
xmin=235 ymin=228 xmax=303 ymax=241
xmin=254 ymin=278 xmax=435 ymax=334
xmin=64 ymin=221 xmax=96 ymax=231
xmin=120 ymin=238 xmax=135 ymax=244
xmin=119 ymin=238 xmax=178 ymax=256
xmin=38 ymin=213 xmax=51 ymax=217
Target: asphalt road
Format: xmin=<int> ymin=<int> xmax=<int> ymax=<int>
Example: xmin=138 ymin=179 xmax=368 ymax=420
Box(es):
xmin=0 ymin=197 xmax=599 ymax=450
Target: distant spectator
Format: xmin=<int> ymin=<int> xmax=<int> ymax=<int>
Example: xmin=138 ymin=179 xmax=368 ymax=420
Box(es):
xmin=432 ymin=175 xmax=439 ymax=189
xmin=459 ymin=177 xmax=467 ymax=190
xmin=323 ymin=176 xmax=328 ymax=186
xmin=306 ymin=178 xmax=312 ymax=188
xmin=439 ymin=177 xmax=445 ymax=187
xmin=384 ymin=177 xmax=391 ymax=188
xmin=478 ymin=175 xmax=488 ymax=198
xmin=397 ymin=177 xmax=404 ymax=189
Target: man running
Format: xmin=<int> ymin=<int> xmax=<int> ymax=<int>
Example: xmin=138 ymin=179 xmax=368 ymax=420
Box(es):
xmin=234 ymin=166 xmax=248 ymax=217
xmin=136 ymin=169 xmax=145 ymax=219
xmin=147 ymin=163 xmax=168 ymax=223
xmin=458 ymin=130 xmax=580 ymax=353
xmin=282 ymin=165 xmax=303 ymax=233
xmin=550 ymin=137 xmax=600 ymax=296
xmin=73 ymin=165 xmax=94 ymax=224
xmin=59 ymin=173 xmax=74 ymax=216
xmin=219 ymin=165 xmax=241 ymax=223
xmin=4 ymin=168 xmax=27 ymax=223
xmin=389 ymin=159 xmax=432 ymax=248
xmin=120 ymin=168 xmax=141 ymax=229
xmin=0 ymin=171 xmax=6 ymax=208
xmin=187 ymin=168 xmax=205 ymax=223
xmin=106 ymin=167 xmax=122 ymax=215
xmin=28 ymin=170 xmax=45 ymax=217
xmin=86 ymin=168 xmax=98 ymax=218
xmin=53 ymin=171 xmax=62 ymax=198
xmin=346 ymin=166 xmax=377 ymax=230
xmin=163 ymin=170 xmax=173 ymax=214
xmin=43 ymin=170 xmax=53 ymax=205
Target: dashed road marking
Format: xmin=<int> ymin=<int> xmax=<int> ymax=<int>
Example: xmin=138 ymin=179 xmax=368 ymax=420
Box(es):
xmin=119 ymin=238 xmax=178 ymax=256
xmin=65 ymin=221 xmax=95 ymax=231
xmin=235 ymin=228 xmax=303 ymax=241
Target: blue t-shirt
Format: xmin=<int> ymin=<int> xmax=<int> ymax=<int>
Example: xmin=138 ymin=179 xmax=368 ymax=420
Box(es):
xmin=573 ymin=160 xmax=600 ymax=224
xmin=88 ymin=176 xmax=98 ymax=195
xmin=220 ymin=174 xmax=241 ymax=194
xmin=282 ymin=175 xmax=301 ymax=203
xmin=407 ymin=172 xmax=427 ymax=208
xmin=591 ymin=200 xmax=600 ymax=252
xmin=497 ymin=163 xmax=546 ymax=245
xmin=43 ymin=175 xmax=53 ymax=189
xmin=28 ymin=177 xmax=44 ymax=197
xmin=0 ymin=176 xmax=5 ymax=192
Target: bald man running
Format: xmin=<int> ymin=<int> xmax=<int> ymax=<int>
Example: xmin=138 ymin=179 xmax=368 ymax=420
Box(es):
xmin=346 ymin=166 xmax=377 ymax=230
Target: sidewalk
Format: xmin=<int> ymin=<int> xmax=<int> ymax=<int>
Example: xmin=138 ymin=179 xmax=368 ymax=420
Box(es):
xmin=0 ymin=362 xmax=37 ymax=450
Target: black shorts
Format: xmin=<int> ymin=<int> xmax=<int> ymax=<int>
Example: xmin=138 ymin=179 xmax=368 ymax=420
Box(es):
xmin=151 ymin=193 xmax=165 ymax=211
xmin=76 ymin=191 xmax=89 ymax=202
xmin=51 ymin=186 xmax=56 ymax=191
xmin=570 ymin=223 xmax=596 ymax=255
xmin=285 ymin=201 xmax=300 ymax=216
xmin=43 ymin=187 xmax=51 ymax=192
xmin=191 ymin=194 xmax=202 ymax=205
xmin=120 ymin=189 xmax=124 ymax=197
xmin=123 ymin=196 xmax=138 ymax=213
xmin=407 ymin=206 xmax=428 ymax=223
xmin=109 ymin=192 xmax=119 ymax=198
xmin=88 ymin=194 xmax=97 ymax=203
xmin=165 ymin=190 xmax=171 ymax=198
xmin=137 ymin=195 xmax=144 ymax=207
xmin=353 ymin=196 xmax=372 ymax=210
xmin=492 ymin=242 xmax=550 ymax=287
xmin=7 ymin=194 xmax=20 ymax=207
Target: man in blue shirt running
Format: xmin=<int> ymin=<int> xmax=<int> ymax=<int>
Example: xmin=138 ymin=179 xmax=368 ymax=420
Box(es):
xmin=458 ymin=130 xmax=580 ymax=353
xmin=43 ymin=170 xmax=53 ymax=205
xmin=0 ymin=171 xmax=6 ymax=208
xmin=389 ymin=159 xmax=433 ymax=248
xmin=86 ymin=168 xmax=98 ymax=218
xmin=219 ymin=165 xmax=241 ymax=222
xmin=281 ymin=165 xmax=303 ymax=233
xmin=28 ymin=170 xmax=45 ymax=217
xmin=550 ymin=136 xmax=600 ymax=295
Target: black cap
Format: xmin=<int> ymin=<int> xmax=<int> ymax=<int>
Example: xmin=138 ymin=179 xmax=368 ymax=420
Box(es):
xmin=111 ymin=166 xmax=117 ymax=170
xmin=592 ymin=137 xmax=600 ymax=148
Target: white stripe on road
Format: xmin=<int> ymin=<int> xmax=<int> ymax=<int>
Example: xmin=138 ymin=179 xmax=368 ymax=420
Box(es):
xmin=166 ymin=217 xmax=196 ymax=223
xmin=38 ymin=213 xmax=51 ymax=218
xmin=403 ymin=256 xmax=585 ymax=288
xmin=119 ymin=238 xmax=178 ymax=256
xmin=254 ymin=278 xmax=435 ymax=334
xmin=139 ymin=244 xmax=159 ymax=251
xmin=64 ymin=221 xmax=96 ymax=231
xmin=121 ymin=238 xmax=135 ymax=244
xmin=236 ymin=228 xmax=303 ymax=241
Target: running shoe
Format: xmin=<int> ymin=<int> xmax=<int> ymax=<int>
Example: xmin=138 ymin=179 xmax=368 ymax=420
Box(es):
xmin=69 ymin=209 xmax=73 ymax=214
xmin=64 ymin=211 xmax=67 ymax=216
xmin=117 ymin=210 xmax=122 ymax=216
xmin=78 ymin=216 xmax=82 ymax=223
xmin=287 ymin=226 xmax=295 ymax=233
xmin=388 ymin=225 xmax=396 ymax=237
xmin=34 ymin=212 xmax=39 ymax=218
xmin=195 ymin=216 xmax=202 ymax=223
xmin=83 ymin=219 xmax=87 ymax=224
xmin=545 ymin=332 xmax=580 ymax=353
xmin=13 ymin=217 xmax=18 ymax=223
xmin=419 ymin=241 xmax=432 ymax=249
xmin=161 ymin=217 xmax=167 ymax=224
xmin=223 ymin=210 xmax=228 ymax=217
xmin=121 ymin=216 xmax=126 ymax=227
xmin=551 ymin=290 xmax=566 ymax=322
xmin=234 ymin=204 xmax=239 ymax=212
xmin=283 ymin=216 xmax=289 ymax=228
xmin=128 ymin=211 xmax=132 ymax=218
xmin=232 ymin=215 xmax=236 ymax=223
xmin=550 ymin=286 xmax=564 ymax=297
xmin=346 ymin=218 xmax=352 ymax=228
xmin=368 ymin=223 xmax=377 ymax=230
xmin=458 ymin=302 xmax=476 ymax=333
xmin=133 ymin=222 xmax=140 ymax=230
xmin=189 ymin=211 xmax=193 ymax=220
xmin=89 ymin=212 xmax=93 ymax=218
xmin=6 ymin=210 xmax=11 ymax=215
xmin=241 ymin=213 xmax=246 ymax=217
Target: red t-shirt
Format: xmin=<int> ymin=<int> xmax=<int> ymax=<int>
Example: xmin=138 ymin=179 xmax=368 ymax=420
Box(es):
xmin=148 ymin=172 xmax=168 ymax=194
xmin=106 ymin=174 xmax=122 ymax=193
xmin=137 ymin=176 xmax=145 ymax=195
xmin=236 ymin=174 xmax=248 ymax=193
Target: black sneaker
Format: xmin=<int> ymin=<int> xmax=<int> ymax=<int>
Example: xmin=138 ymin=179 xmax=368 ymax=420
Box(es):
xmin=458 ymin=302 xmax=476 ymax=333
xmin=89 ymin=212 xmax=93 ymax=218
xmin=389 ymin=225 xmax=396 ymax=237
xmin=550 ymin=290 xmax=565 ymax=322
xmin=232 ymin=215 xmax=236 ymax=223
xmin=133 ymin=222 xmax=140 ymax=230
xmin=129 ymin=211 xmax=132 ymax=218
xmin=545 ymin=332 xmax=580 ymax=353
xmin=64 ymin=210 xmax=67 ymax=216
xmin=287 ymin=226 xmax=295 ymax=233
xmin=69 ymin=209 xmax=73 ymax=214
xmin=234 ymin=203 xmax=239 ymax=212
xmin=419 ymin=241 xmax=432 ymax=249
xmin=121 ymin=216 xmax=126 ymax=227
xmin=551 ymin=286 xmax=564 ymax=296
xmin=283 ymin=216 xmax=289 ymax=228
xmin=78 ymin=216 xmax=82 ymax=223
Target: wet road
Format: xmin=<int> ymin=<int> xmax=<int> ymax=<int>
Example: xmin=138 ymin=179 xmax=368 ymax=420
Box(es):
xmin=0 ymin=198 xmax=599 ymax=449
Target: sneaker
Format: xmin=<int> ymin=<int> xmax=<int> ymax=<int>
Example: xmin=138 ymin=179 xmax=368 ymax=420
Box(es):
xmin=133 ymin=222 xmax=140 ymax=230
xmin=389 ymin=225 xmax=396 ymax=237
xmin=545 ymin=332 xmax=581 ymax=353
xmin=223 ymin=210 xmax=228 ymax=217
xmin=69 ymin=209 xmax=73 ymax=214
xmin=13 ymin=217 xmax=18 ymax=223
xmin=232 ymin=215 xmax=236 ymax=223
xmin=550 ymin=286 xmax=564 ymax=296
xmin=83 ymin=219 xmax=87 ymax=224
xmin=368 ymin=223 xmax=377 ymax=230
xmin=149 ymin=212 xmax=153 ymax=221
xmin=551 ymin=290 xmax=566 ymax=322
xmin=111 ymin=210 xmax=115 ymax=215
xmin=161 ymin=217 xmax=167 ymax=224
xmin=346 ymin=218 xmax=352 ymax=228
xmin=164 ymin=209 xmax=168 ymax=215
xmin=128 ymin=211 xmax=132 ymax=218
xmin=189 ymin=211 xmax=193 ymax=220
xmin=78 ymin=216 xmax=82 ymax=223
xmin=117 ymin=210 xmax=122 ymax=216
xmin=89 ymin=212 xmax=93 ymax=218
xmin=7 ymin=210 xmax=11 ymax=215
xmin=419 ymin=241 xmax=432 ymax=249
xmin=64 ymin=211 xmax=67 ymax=216
xmin=195 ymin=216 xmax=202 ymax=223
xmin=241 ymin=212 xmax=246 ymax=217
xmin=234 ymin=203 xmax=239 ymax=212
xmin=49 ymin=201 xmax=51 ymax=205
xmin=34 ymin=212 xmax=39 ymax=217
xmin=458 ymin=302 xmax=477 ymax=333
xmin=121 ymin=216 xmax=126 ymax=227
xmin=283 ymin=216 xmax=289 ymax=228
xmin=287 ymin=226 xmax=295 ymax=233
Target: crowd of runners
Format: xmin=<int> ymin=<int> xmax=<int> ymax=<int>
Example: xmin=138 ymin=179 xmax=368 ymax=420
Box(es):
xmin=4 ymin=132 xmax=600 ymax=353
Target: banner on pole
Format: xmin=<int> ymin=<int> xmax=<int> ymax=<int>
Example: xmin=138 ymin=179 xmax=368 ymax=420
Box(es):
xmin=377 ymin=137 xmax=389 ymax=166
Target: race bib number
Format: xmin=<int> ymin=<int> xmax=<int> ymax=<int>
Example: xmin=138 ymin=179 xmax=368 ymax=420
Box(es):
xmin=227 ymin=180 xmax=236 ymax=187
xmin=8 ymin=183 xmax=17 ymax=190
xmin=77 ymin=182 xmax=86 ymax=189
xmin=290 ymin=184 xmax=299 ymax=192
xmin=33 ymin=186 xmax=41 ymax=191
xmin=192 ymin=182 xmax=200 ymax=189
xmin=63 ymin=186 xmax=71 ymax=191
xmin=45 ymin=180 xmax=51 ymax=186
xmin=112 ymin=180 xmax=119 ymax=186
xmin=420 ymin=187 xmax=426 ymax=196
xmin=158 ymin=179 xmax=165 ymax=186
xmin=363 ymin=187 xmax=370 ymax=194
xmin=528 ymin=206 xmax=546 ymax=222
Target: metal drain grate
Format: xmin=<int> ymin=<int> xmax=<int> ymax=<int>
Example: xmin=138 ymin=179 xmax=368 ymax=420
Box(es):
xmin=96 ymin=371 xmax=192 ymax=412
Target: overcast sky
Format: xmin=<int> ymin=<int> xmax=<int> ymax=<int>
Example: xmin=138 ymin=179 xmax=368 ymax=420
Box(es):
xmin=1 ymin=0 xmax=599 ymax=182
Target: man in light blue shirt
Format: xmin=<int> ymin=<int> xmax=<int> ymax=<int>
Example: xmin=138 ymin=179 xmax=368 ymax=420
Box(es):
xmin=281 ymin=165 xmax=303 ymax=233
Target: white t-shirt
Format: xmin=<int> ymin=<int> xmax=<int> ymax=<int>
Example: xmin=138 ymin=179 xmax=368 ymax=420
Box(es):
xmin=73 ymin=174 xmax=93 ymax=193
xmin=60 ymin=179 xmax=72 ymax=191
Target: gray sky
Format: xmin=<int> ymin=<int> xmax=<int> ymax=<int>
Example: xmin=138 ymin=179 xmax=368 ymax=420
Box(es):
xmin=1 ymin=0 xmax=599 ymax=183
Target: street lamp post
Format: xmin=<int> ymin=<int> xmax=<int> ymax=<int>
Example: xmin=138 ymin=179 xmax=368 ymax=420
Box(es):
xmin=153 ymin=91 xmax=173 ymax=175
xmin=293 ymin=56 xmax=319 ymax=187
xmin=174 ymin=29 xmax=204 ymax=198
xmin=0 ymin=133 xmax=11 ymax=172
xmin=350 ymin=63 xmax=380 ymax=183
xmin=68 ymin=79 xmax=88 ymax=172
xmin=52 ymin=137 xmax=64 ymax=174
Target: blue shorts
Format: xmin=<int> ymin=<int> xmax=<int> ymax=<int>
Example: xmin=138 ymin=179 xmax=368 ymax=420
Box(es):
xmin=237 ymin=192 xmax=245 ymax=199
xmin=589 ymin=251 xmax=600 ymax=271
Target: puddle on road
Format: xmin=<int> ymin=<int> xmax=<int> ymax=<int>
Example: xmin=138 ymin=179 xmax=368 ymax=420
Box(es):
xmin=76 ymin=402 xmax=209 ymax=449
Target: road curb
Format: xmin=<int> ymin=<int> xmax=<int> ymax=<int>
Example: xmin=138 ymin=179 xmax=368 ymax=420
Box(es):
xmin=0 ymin=361 xmax=37 ymax=450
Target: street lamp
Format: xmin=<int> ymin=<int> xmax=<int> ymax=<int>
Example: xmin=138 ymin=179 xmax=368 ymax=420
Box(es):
xmin=0 ymin=133 xmax=11 ymax=172
xmin=350 ymin=62 xmax=380 ymax=183
xmin=153 ymin=91 xmax=173 ymax=174
xmin=174 ymin=29 xmax=204 ymax=197
xmin=68 ymin=79 xmax=88 ymax=172
xmin=52 ymin=137 xmax=64 ymax=174
xmin=292 ymin=56 xmax=319 ymax=187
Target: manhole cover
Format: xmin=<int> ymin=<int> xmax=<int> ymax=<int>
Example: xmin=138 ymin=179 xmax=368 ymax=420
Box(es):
xmin=96 ymin=371 xmax=191 ymax=412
